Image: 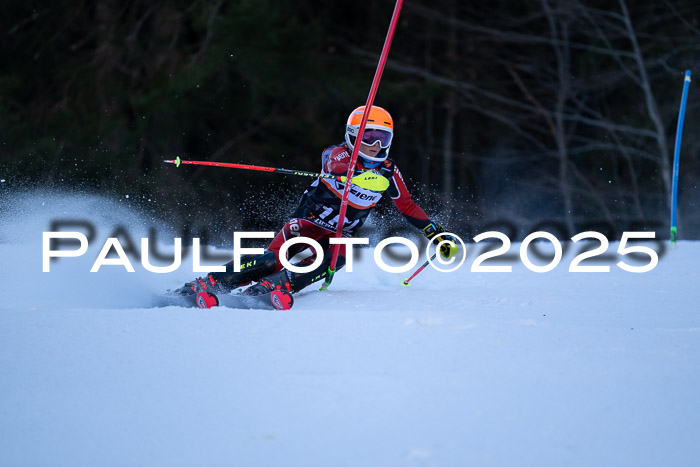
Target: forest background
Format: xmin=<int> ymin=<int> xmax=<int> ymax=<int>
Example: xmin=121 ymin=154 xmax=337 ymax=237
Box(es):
xmin=2 ymin=0 xmax=699 ymax=243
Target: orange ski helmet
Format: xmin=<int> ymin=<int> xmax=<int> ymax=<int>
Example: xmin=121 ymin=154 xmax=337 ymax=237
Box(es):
xmin=345 ymin=105 xmax=394 ymax=168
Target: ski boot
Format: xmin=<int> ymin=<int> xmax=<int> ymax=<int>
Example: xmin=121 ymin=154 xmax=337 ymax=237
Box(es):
xmin=243 ymin=269 xmax=294 ymax=296
xmin=172 ymin=273 xmax=224 ymax=296
xmin=171 ymin=251 xmax=278 ymax=296
xmin=243 ymin=255 xmax=346 ymax=296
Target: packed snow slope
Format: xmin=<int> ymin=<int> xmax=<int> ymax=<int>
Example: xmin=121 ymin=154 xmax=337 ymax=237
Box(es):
xmin=1 ymin=191 xmax=699 ymax=467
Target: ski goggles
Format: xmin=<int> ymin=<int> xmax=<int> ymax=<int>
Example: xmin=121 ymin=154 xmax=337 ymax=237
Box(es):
xmin=346 ymin=125 xmax=394 ymax=149
xmin=359 ymin=128 xmax=393 ymax=148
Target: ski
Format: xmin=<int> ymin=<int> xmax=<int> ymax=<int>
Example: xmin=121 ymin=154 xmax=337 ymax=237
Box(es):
xmin=154 ymin=290 xmax=294 ymax=311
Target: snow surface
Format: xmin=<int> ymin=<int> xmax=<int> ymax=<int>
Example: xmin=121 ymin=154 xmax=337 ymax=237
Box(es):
xmin=1 ymin=192 xmax=699 ymax=467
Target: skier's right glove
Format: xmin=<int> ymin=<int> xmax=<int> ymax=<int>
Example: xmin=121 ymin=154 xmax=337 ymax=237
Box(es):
xmin=423 ymin=222 xmax=459 ymax=260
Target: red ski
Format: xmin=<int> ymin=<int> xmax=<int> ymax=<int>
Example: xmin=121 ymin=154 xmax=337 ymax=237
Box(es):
xmin=156 ymin=290 xmax=294 ymax=311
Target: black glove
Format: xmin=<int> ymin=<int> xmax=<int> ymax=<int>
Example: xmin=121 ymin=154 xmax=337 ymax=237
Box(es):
xmin=422 ymin=222 xmax=459 ymax=259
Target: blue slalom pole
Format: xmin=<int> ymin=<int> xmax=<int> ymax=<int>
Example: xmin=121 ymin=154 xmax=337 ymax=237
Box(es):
xmin=670 ymin=70 xmax=692 ymax=243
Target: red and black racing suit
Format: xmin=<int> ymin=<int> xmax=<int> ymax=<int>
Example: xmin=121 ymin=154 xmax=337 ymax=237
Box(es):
xmin=266 ymin=142 xmax=433 ymax=270
xmin=204 ymin=143 xmax=439 ymax=293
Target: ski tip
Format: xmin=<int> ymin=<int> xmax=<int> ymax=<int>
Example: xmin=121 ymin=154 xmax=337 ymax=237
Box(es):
xmin=270 ymin=290 xmax=294 ymax=310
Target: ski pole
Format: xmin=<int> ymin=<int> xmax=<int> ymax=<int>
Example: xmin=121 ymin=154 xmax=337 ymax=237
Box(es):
xmin=401 ymin=253 xmax=437 ymax=286
xmin=164 ymin=156 xmax=388 ymax=191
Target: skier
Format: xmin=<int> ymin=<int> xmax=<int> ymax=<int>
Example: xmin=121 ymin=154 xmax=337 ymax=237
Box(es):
xmin=175 ymin=105 xmax=458 ymax=297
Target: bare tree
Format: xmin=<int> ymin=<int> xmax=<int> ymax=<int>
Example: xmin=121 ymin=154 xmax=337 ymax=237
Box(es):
xmin=382 ymin=0 xmax=700 ymax=234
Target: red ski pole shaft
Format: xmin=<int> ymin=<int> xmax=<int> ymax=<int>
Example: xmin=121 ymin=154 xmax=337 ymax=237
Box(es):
xmin=321 ymin=0 xmax=404 ymax=291
xmin=164 ymin=156 xmax=342 ymax=183
xmin=401 ymin=253 xmax=437 ymax=286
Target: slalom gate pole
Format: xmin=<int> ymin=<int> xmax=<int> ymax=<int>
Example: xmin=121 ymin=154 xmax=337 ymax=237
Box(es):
xmin=320 ymin=0 xmax=404 ymax=291
xmin=400 ymin=253 xmax=437 ymax=287
xmin=670 ymin=70 xmax=692 ymax=244
xmin=164 ymin=156 xmax=389 ymax=190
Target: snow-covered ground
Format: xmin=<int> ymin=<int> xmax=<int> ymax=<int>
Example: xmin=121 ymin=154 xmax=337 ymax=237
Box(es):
xmin=1 ymin=191 xmax=699 ymax=466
